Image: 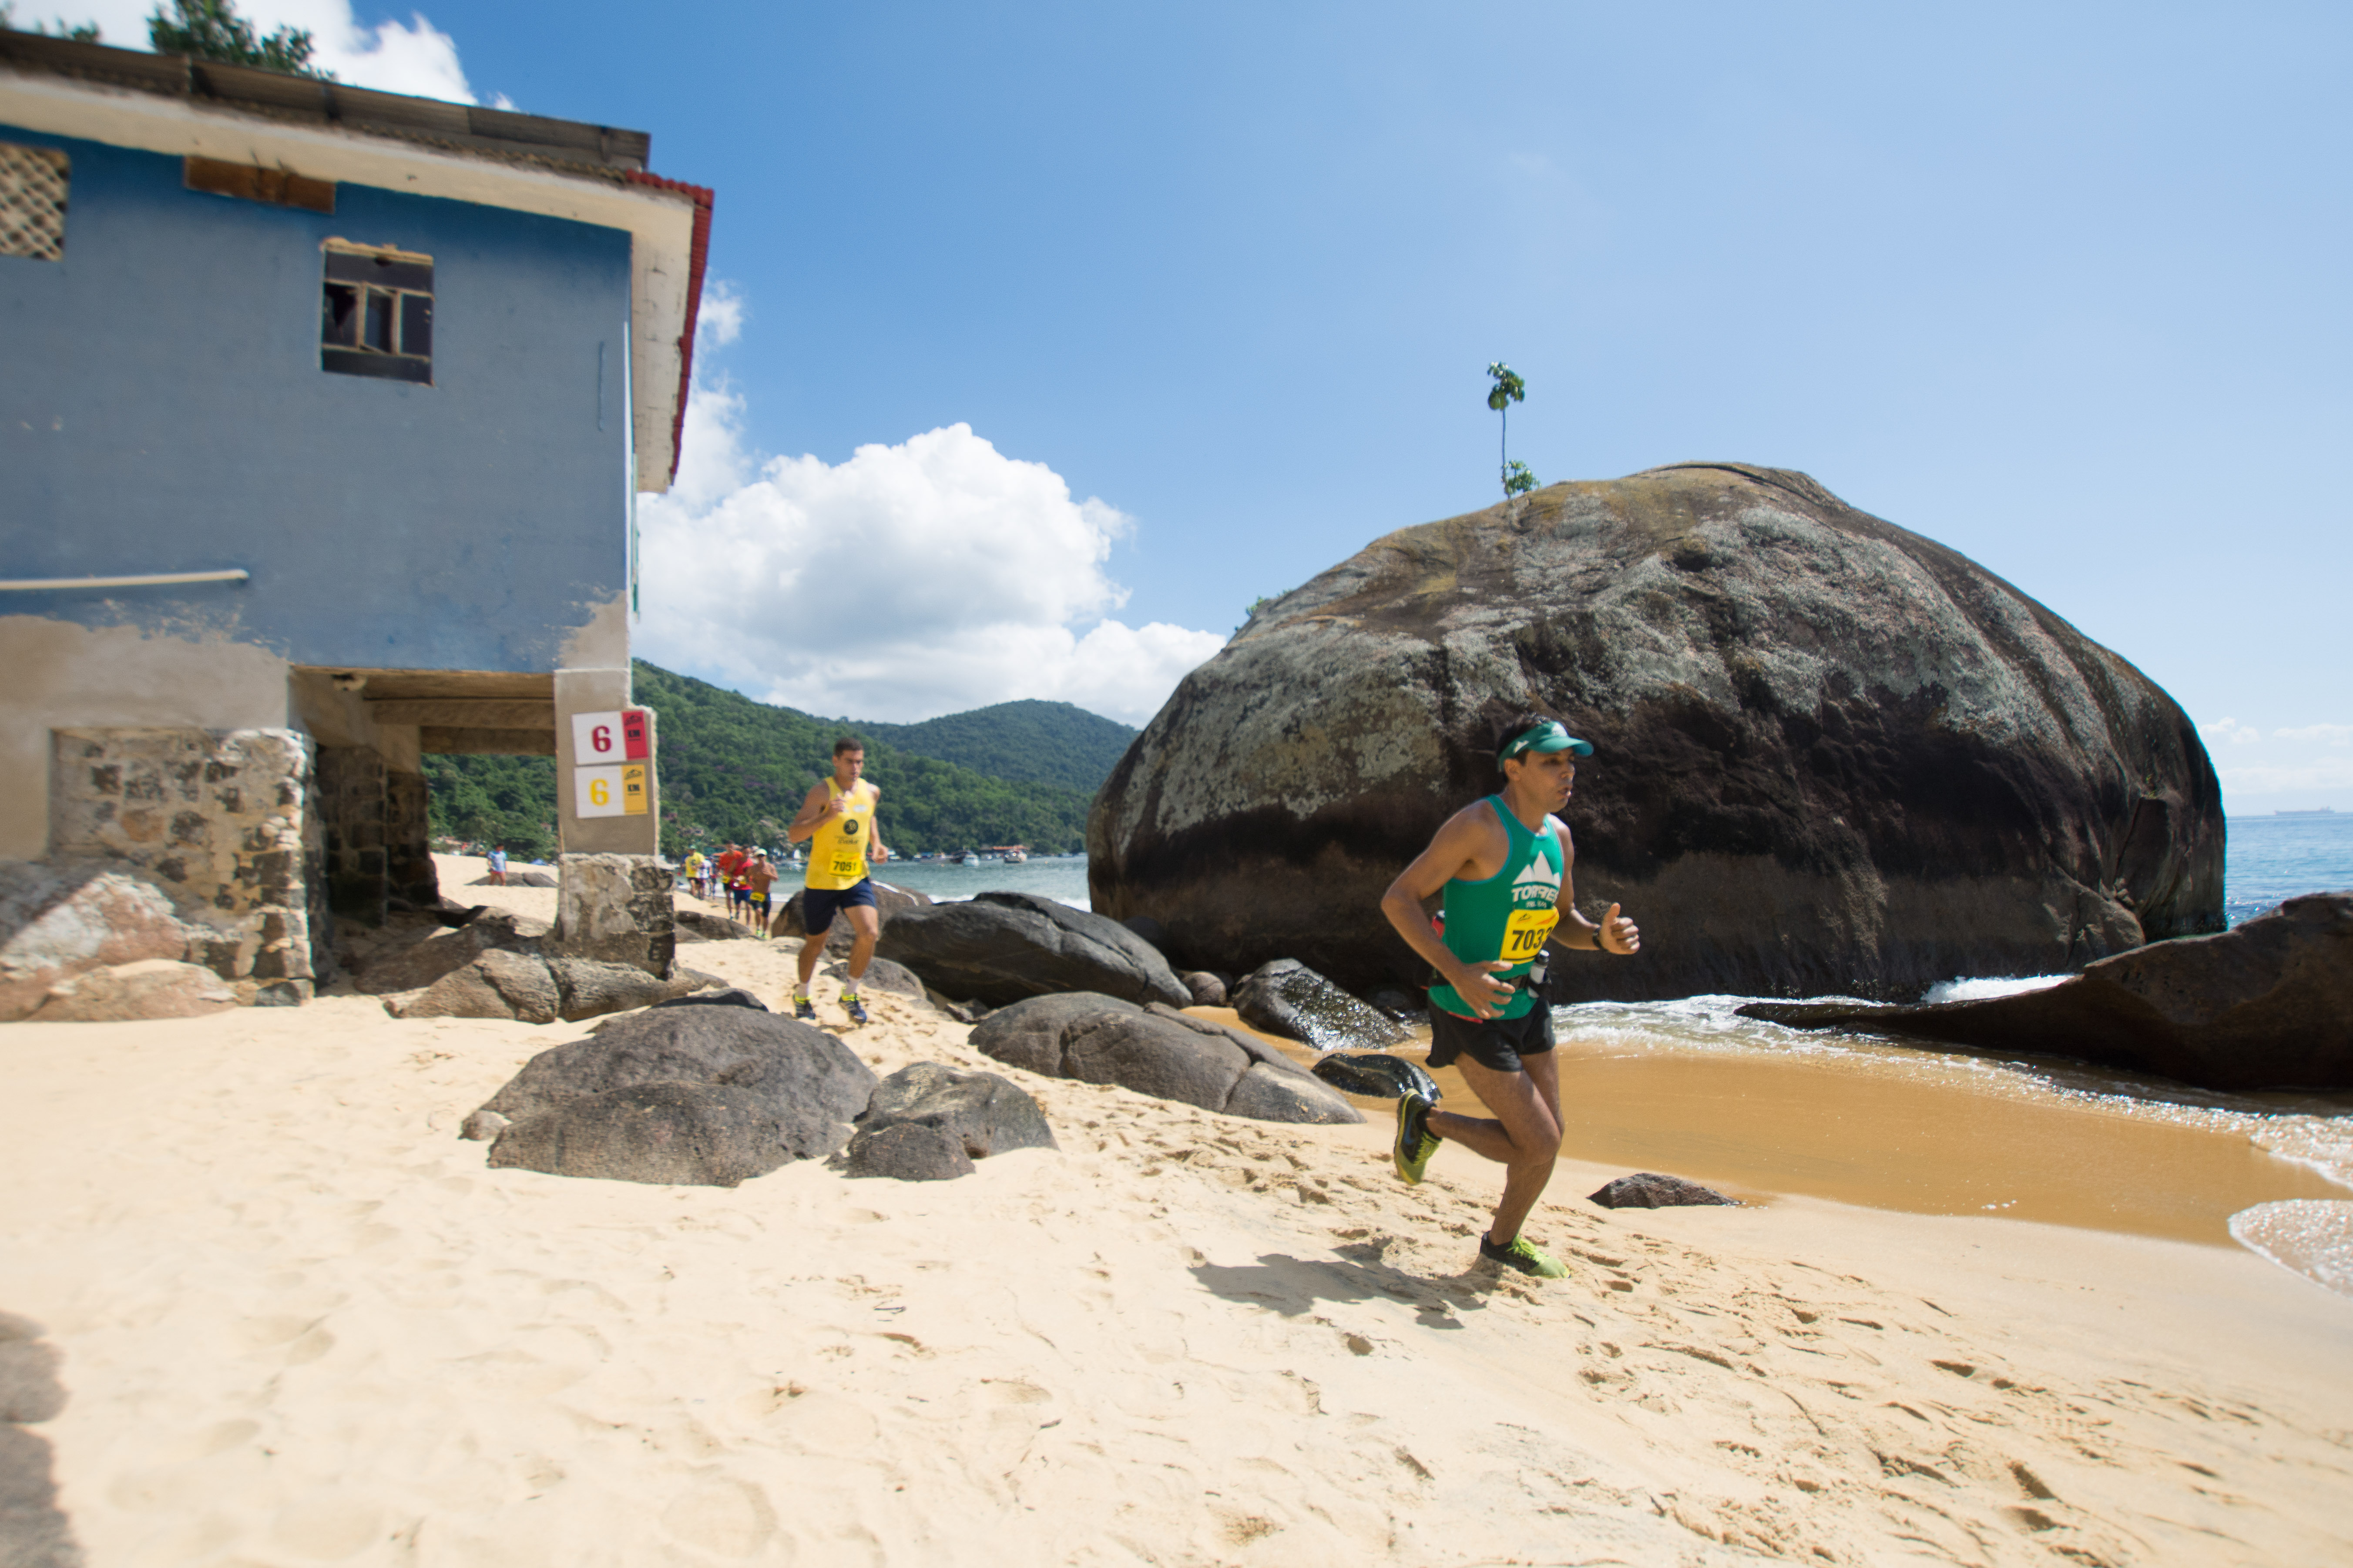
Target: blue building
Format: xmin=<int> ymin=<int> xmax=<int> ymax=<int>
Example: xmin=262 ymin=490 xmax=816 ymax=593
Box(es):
xmin=0 ymin=33 xmax=710 ymax=1005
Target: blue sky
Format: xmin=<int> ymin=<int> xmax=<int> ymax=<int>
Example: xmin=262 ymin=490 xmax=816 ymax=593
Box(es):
xmin=54 ymin=0 xmax=2352 ymax=806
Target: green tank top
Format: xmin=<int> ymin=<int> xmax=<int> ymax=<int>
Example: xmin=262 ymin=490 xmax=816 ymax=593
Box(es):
xmin=1429 ymin=796 xmax=1564 ymax=1021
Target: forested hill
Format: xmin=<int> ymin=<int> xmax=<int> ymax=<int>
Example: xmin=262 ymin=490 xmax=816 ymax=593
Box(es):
xmin=423 ymin=662 xmax=1123 ymax=858
xmin=855 ymin=700 xmax=1137 ymax=793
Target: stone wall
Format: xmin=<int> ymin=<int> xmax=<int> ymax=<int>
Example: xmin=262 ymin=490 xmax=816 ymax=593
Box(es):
xmin=47 ymin=727 xmax=323 ymax=998
xmin=317 ymin=745 xmax=387 ymax=927
xmin=385 ymin=769 xmax=439 ymax=910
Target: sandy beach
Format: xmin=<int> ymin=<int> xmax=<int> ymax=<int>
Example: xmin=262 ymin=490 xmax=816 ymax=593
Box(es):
xmin=4 ymin=859 xmax=2350 ymax=1565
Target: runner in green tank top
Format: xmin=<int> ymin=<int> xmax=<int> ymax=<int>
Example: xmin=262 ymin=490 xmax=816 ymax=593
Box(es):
xmin=1379 ymin=711 xmax=1643 ymax=1279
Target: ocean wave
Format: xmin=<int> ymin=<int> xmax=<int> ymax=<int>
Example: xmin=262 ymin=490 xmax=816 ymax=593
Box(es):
xmin=1920 ymin=974 xmax=2073 ymax=1004
xmin=2229 ymin=1200 xmax=2353 ymax=1299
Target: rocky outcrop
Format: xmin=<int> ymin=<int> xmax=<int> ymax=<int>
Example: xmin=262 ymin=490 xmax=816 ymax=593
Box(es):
xmin=1088 ymin=465 xmax=2222 ymax=1001
xmin=971 ymin=994 xmax=1363 ymax=1124
xmin=477 ymin=1002 xmax=878 ymax=1184
xmin=1233 ymin=959 xmax=1411 ymax=1053
xmin=26 ymin=959 xmax=238 ymax=1022
xmin=1739 ymin=893 xmax=2353 ymax=1090
xmin=822 ymin=956 xmax=926 ymax=999
xmin=388 ymin=952 xmax=725 ymax=1023
xmin=1588 ymin=1173 xmax=1737 ymax=1209
xmin=675 ymin=908 xmax=759 ymax=942
xmin=839 ymin=1061 xmax=1058 ymax=1179
xmin=878 ymin=892 xmax=1190 ymax=1009
xmin=0 ymin=862 xmax=197 ymax=1021
xmin=1180 ymin=972 xmax=1227 ymax=1007
xmin=352 ymin=909 xmax=545 ymax=995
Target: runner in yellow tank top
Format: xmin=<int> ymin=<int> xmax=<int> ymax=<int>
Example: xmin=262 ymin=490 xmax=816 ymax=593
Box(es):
xmin=785 ymin=735 xmax=891 ymax=1025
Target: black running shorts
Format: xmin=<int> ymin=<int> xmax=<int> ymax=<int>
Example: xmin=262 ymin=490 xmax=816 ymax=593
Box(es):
xmin=1425 ymin=1003 xmax=1554 ymax=1074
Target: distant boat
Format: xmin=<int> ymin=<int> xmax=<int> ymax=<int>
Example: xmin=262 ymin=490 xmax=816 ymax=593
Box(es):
xmin=2276 ymin=807 xmax=2339 ymax=816
xmin=955 ymin=849 xmax=983 ymax=865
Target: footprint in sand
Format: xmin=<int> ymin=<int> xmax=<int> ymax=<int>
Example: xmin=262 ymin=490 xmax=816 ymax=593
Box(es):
xmin=661 ymin=1475 xmax=779 ymax=1558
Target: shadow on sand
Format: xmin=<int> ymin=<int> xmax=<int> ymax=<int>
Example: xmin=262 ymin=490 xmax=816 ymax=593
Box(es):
xmin=1189 ymin=1237 xmax=1505 ymax=1330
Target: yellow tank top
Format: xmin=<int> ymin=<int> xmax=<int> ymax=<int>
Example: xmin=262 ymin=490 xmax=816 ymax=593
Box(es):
xmin=806 ymin=780 xmax=876 ymax=890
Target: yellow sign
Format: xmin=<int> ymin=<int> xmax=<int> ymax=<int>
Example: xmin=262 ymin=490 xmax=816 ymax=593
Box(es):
xmin=621 ymin=762 xmax=648 ymax=815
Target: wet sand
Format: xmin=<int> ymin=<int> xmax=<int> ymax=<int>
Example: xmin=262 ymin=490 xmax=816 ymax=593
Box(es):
xmin=1194 ymin=1010 xmax=2353 ymax=1246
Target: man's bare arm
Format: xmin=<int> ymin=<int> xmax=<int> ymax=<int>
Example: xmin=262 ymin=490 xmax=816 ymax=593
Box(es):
xmin=785 ymin=782 xmax=835 ymax=844
xmin=865 ymin=787 xmax=887 ymax=861
xmin=1380 ymin=806 xmax=1516 ymax=1019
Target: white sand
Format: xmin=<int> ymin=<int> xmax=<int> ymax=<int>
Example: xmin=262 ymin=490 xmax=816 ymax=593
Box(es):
xmin=3 ymin=860 xmax=2350 ymax=1565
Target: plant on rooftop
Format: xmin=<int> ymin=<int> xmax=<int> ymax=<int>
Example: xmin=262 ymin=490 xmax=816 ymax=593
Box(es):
xmin=147 ymin=0 xmax=331 ymax=78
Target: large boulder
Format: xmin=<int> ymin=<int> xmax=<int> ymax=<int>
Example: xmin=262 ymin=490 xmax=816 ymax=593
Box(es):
xmin=1233 ymin=959 xmax=1411 ymax=1052
xmin=878 ymin=892 xmax=1191 ymax=1009
xmin=354 ymin=909 xmax=543 ymax=995
xmin=477 ymin=1003 xmax=879 ymax=1184
xmin=1739 ymin=892 xmax=2353 ymax=1090
xmin=1088 ymin=466 xmax=2222 ymax=1001
xmin=0 ymin=861 xmax=198 ymax=1021
xmin=971 ymin=994 xmax=1362 ymax=1124
xmin=27 ymin=958 xmax=238 ymax=1022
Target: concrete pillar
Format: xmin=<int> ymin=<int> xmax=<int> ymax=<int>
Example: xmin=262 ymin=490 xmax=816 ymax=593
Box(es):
xmin=547 ymin=666 xmax=670 ymax=974
xmin=384 ymin=769 xmax=440 ymax=910
xmin=548 ymin=852 xmax=676 ymax=976
xmin=316 ymin=744 xmax=388 ymax=926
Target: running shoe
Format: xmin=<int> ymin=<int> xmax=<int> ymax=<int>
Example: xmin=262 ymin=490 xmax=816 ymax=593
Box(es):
xmin=1479 ymin=1233 xmax=1568 ymax=1279
xmin=792 ymin=995 xmax=816 ymax=1022
xmin=843 ymin=993 xmax=869 ymax=1026
xmin=1392 ymin=1091 xmax=1439 ymax=1185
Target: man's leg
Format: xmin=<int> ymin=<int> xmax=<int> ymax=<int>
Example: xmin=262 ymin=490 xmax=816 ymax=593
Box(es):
xmin=795 ymin=914 xmax=832 ymax=990
xmin=841 ymin=905 xmax=881 ymax=985
xmin=1429 ymin=1051 xmax=1563 ymax=1246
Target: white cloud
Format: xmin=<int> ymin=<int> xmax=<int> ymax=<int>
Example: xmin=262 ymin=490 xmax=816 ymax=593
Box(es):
xmin=68 ymin=0 xmax=483 ymax=103
xmin=696 ymin=282 xmax=745 ymax=348
xmin=2199 ymin=715 xmax=2262 ymax=746
xmin=636 ymin=335 xmax=1222 ymax=724
xmin=2274 ymin=722 xmax=2353 ymax=745
xmin=2217 ymin=758 xmax=2353 ymax=794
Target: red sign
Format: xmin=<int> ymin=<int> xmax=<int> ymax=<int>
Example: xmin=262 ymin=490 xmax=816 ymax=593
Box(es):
xmin=621 ymin=707 xmax=651 ymax=760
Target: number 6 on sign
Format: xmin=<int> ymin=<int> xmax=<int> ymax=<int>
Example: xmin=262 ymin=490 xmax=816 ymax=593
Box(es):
xmin=575 ymin=764 xmax=626 ymax=818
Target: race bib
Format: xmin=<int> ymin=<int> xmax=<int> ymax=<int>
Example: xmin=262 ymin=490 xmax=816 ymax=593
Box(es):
xmin=1500 ymin=908 xmax=1558 ymax=964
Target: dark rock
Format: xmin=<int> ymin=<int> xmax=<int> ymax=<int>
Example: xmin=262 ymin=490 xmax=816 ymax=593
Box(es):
xmin=473 ymin=1003 xmax=878 ymax=1183
xmin=857 ymin=1061 xmax=1059 ymax=1158
xmin=356 ymin=910 xmax=540 ymax=995
xmin=393 ymin=948 xmax=561 ymax=1022
xmin=1589 ymin=1173 xmax=1737 ymax=1209
xmin=1122 ymin=915 xmax=1173 ymax=958
xmin=970 ymin=993 xmax=1362 ymax=1124
xmin=878 ymin=892 xmax=1191 ymax=1009
xmin=676 ymin=908 xmax=759 ymax=942
xmin=1233 ymin=959 xmax=1411 ymax=1053
xmin=773 ymin=881 xmax=933 ymax=953
xmin=489 ymin=1082 xmax=799 ymax=1187
xmin=1738 ymin=892 xmax=2353 ymax=1090
xmin=1180 ymin=970 xmax=1227 ymax=1007
xmin=822 ymin=955 xmax=926 ymax=999
xmin=472 ymin=869 xmax=557 ymax=888
xmin=1364 ymin=984 xmax=1423 ymax=1020
xmin=1311 ymin=1052 xmax=1442 ymax=1103
xmin=1087 ymin=465 xmax=2223 ymax=1002
xmin=545 ymin=958 xmax=724 ymax=1022
xmin=839 ymin=1122 xmax=976 ymax=1181
xmin=654 ymin=986 xmax=769 ymax=1012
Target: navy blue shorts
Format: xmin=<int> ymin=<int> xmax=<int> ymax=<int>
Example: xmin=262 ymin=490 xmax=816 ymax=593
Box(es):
xmin=802 ymin=880 xmax=878 ymax=933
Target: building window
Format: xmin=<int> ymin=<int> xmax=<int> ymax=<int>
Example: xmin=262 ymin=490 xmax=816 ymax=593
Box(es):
xmin=0 ymin=141 xmax=70 ymax=263
xmin=321 ymin=244 xmax=433 ymax=384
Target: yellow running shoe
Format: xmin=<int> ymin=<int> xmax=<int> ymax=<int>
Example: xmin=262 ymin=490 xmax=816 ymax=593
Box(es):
xmin=1393 ymin=1091 xmax=1439 ymax=1185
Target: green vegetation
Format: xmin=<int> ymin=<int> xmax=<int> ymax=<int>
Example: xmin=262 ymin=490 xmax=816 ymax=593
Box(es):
xmin=1487 ymin=362 xmax=1527 ymax=499
xmin=0 ymin=3 xmax=103 ymax=40
xmin=1504 ymin=459 xmax=1538 ymax=497
xmin=856 ymin=699 xmax=1136 ymax=794
xmin=425 ymin=661 xmax=1122 ymax=859
xmin=148 ymin=0 xmax=330 ymax=77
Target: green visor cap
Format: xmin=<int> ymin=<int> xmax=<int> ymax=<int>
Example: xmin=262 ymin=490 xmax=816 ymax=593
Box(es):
xmin=1500 ymin=719 xmax=1594 ymax=764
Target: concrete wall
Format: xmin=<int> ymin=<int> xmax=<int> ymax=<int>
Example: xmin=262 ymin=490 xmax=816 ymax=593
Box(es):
xmin=0 ymin=125 xmax=634 ymax=673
